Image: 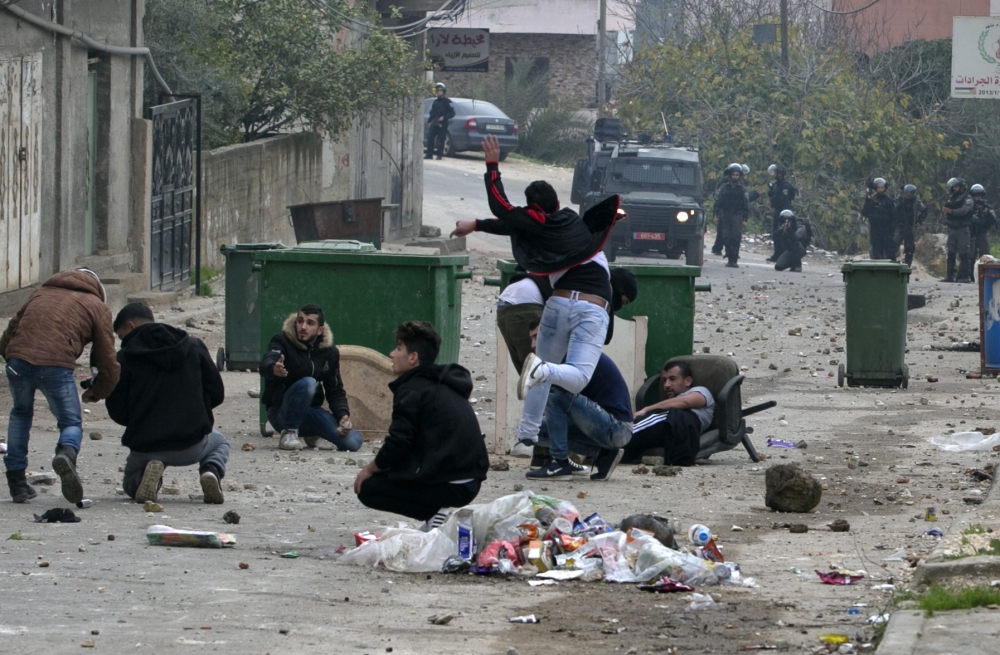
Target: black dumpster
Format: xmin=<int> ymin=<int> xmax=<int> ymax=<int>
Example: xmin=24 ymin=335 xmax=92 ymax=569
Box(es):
xmin=288 ymin=199 xmax=383 ymax=248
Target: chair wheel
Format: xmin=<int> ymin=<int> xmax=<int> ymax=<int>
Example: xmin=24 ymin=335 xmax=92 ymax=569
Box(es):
xmin=216 ymin=347 xmax=226 ymax=372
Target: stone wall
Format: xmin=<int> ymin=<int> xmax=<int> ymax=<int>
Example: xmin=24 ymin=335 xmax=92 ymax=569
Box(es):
xmin=436 ymin=33 xmax=596 ymax=106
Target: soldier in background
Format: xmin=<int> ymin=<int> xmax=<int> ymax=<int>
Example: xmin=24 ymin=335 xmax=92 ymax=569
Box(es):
xmin=970 ymin=184 xmax=997 ymax=261
xmin=893 ymin=184 xmax=927 ymax=268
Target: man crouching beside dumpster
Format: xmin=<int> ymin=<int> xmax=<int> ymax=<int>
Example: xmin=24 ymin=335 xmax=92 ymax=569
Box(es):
xmin=107 ymin=303 xmax=229 ymax=504
xmin=260 ymin=304 xmax=363 ymax=452
xmin=354 ymin=321 xmax=489 ymax=529
xmin=621 ymin=360 xmax=714 ymax=466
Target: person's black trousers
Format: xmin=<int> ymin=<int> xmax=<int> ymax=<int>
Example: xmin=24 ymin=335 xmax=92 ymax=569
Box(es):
xmin=358 ymin=472 xmax=481 ymax=521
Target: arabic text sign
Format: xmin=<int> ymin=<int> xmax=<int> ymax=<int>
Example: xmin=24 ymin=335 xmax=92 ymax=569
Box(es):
xmin=428 ymin=28 xmax=489 ymax=73
xmin=952 ymin=17 xmax=1000 ymax=98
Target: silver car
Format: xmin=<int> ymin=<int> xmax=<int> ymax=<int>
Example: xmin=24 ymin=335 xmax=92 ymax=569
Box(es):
xmin=423 ymin=97 xmax=518 ymax=160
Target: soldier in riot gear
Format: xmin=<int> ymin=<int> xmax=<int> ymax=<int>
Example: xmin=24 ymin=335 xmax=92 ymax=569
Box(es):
xmin=713 ymin=163 xmax=750 ymax=268
xmin=764 ymin=165 xmax=797 ymax=263
xmin=861 ymin=177 xmax=895 ymax=260
xmin=892 ymin=184 xmax=926 ymax=268
xmin=970 ymin=184 xmax=997 ymax=260
xmin=773 ymin=209 xmax=810 ymax=272
xmin=941 ymin=177 xmax=975 ymax=283
xmin=711 ymin=163 xmax=745 ymax=256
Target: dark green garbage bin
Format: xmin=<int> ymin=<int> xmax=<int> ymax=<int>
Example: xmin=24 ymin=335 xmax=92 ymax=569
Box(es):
xmin=253 ymin=247 xmax=471 ymax=435
xmin=839 ymin=261 xmax=910 ymax=389
xmin=490 ymin=259 xmax=707 ymax=378
xmin=218 ymin=243 xmax=288 ymax=373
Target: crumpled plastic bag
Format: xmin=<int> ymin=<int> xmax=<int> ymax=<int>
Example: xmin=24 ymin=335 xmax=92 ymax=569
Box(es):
xmin=592 ymin=531 xmax=637 ymax=583
xmin=633 ymin=540 xmax=723 ymax=585
xmin=927 ymin=431 xmax=1000 ymax=452
xmin=439 ymin=491 xmax=536 ymax=546
xmin=339 ymin=526 xmax=454 ymax=572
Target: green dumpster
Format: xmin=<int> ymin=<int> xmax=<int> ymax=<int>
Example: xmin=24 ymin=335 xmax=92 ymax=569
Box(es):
xmin=838 ymin=261 xmax=910 ymax=389
xmin=491 ymin=259 xmax=706 ymax=377
xmin=218 ymin=243 xmax=289 ymax=372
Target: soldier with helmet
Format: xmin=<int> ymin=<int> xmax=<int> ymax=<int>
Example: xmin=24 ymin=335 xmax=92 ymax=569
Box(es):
xmin=713 ymin=163 xmax=750 ymax=268
xmin=861 ymin=177 xmax=896 ymax=260
xmin=773 ymin=209 xmax=811 ymax=272
xmin=893 ymin=184 xmax=926 ymax=268
xmin=970 ymin=184 xmax=997 ymax=260
xmin=941 ymin=177 xmax=975 ymax=283
xmin=425 ymin=82 xmax=455 ymax=160
xmin=765 ymin=164 xmax=797 ymax=263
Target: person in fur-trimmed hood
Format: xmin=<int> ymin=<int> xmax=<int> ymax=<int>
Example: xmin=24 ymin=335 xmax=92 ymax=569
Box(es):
xmin=259 ymin=304 xmax=362 ymax=452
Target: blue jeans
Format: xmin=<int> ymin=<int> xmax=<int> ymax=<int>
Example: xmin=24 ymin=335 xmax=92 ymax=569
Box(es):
xmin=518 ymin=295 xmax=610 ymax=443
xmin=3 ymin=359 xmax=82 ymax=472
xmin=266 ymin=377 xmax=362 ymax=451
xmin=540 ymin=388 xmax=632 ymax=460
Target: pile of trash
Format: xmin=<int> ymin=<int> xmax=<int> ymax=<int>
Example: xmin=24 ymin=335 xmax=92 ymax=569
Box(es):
xmin=339 ymin=491 xmax=753 ymax=588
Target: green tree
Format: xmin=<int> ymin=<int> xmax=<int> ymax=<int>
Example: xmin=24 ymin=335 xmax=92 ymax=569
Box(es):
xmin=617 ymin=27 xmax=960 ymax=253
xmin=144 ymin=0 xmax=423 ymax=147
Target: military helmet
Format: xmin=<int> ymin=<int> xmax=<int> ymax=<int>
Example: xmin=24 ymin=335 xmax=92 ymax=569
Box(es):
xmin=947 ymin=177 xmax=966 ymax=189
xmin=767 ymin=164 xmax=777 ymax=175
xmin=726 ymin=163 xmax=743 ymax=176
xmin=779 ymin=209 xmax=795 ymax=220
xmin=434 ymin=82 xmax=446 ymax=93
xmin=971 ymin=184 xmax=986 ymax=195
xmin=903 ymin=184 xmax=917 ymax=194
xmin=773 ymin=165 xmax=786 ymax=176
xmin=873 ymin=177 xmax=886 ymax=187
xmin=741 ymin=164 xmax=750 ymax=175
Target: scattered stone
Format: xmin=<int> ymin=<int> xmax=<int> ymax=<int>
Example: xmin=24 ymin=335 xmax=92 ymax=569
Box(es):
xmin=489 ymin=460 xmax=510 ymax=472
xmin=225 ymin=481 xmax=240 ymax=492
xmin=642 ymin=456 xmax=665 ymax=466
xmin=632 ymin=465 xmax=650 ymax=475
xmin=223 ymin=510 xmax=241 ymax=524
xmin=107 ymin=535 xmax=115 ymax=541
xmin=896 ymin=477 xmax=910 ymax=484
xmin=513 ymin=483 xmax=524 ymax=492
xmin=428 ymin=613 xmax=456 ymax=625
xmin=243 ymin=483 xmax=257 ymax=490
xmin=89 ymin=432 xmax=103 ymax=441
xmin=143 ymin=501 xmax=164 ymax=512
xmin=788 ymin=328 xmax=802 ymax=336
xmin=160 ymin=486 xmax=181 ymax=495
xmin=765 ymin=464 xmax=822 ymax=513
xmin=788 ymin=524 xmax=808 ymax=533
xmin=652 ymin=465 xmax=681 ymax=477
xmin=829 ymin=519 xmax=850 ymax=532
xmin=247 ymin=389 xmax=260 ymax=398
xmin=769 ymin=363 xmax=778 ymax=370
xmin=577 ymin=491 xmax=587 ymax=499
xmin=26 ymin=472 xmax=57 ymax=485
xmin=326 ymin=457 xmax=341 ymax=465
xmin=242 ymin=443 xmax=256 ymax=452
xmin=344 ymin=458 xmax=358 ymax=466
xmin=795 ymin=441 xmax=807 ymax=449
xmin=239 ymin=562 xmax=249 ymax=569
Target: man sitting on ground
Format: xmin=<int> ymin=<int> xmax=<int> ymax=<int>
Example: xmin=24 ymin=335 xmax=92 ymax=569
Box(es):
xmin=260 ymin=304 xmax=362 ymax=452
xmin=354 ymin=321 xmax=489 ymax=527
xmin=622 ymin=360 xmax=714 ymax=466
xmin=528 ymin=318 xmax=633 ymax=482
xmin=106 ymin=303 xmax=229 ymax=504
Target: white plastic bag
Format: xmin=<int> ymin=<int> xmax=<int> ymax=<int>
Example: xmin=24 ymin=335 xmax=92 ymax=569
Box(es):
xmin=592 ymin=531 xmax=637 ymax=583
xmin=632 ymin=541 xmax=721 ymax=585
xmin=688 ymin=593 xmax=716 ymax=610
xmin=339 ymin=526 xmax=455 ymax=573
xmin=927 ymin=431 xmax=1000 ymax=452
xmin=437 ymin=491 xmax=536 ymax=546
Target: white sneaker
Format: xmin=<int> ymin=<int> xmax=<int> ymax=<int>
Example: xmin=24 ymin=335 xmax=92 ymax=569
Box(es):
xmin=510 ymin=442 xmax=534 ymax=458
xmin=517 ymin=353 xmax=547 ymax=400
xmin=420 ymin=508 xmax=455 ymax=532
xmin=279 ymin=429 xmax=303 ymax=450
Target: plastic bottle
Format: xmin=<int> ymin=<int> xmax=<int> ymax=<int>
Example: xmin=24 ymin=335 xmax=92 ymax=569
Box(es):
xmin=688 ymin=524 xmax=712 ymax=546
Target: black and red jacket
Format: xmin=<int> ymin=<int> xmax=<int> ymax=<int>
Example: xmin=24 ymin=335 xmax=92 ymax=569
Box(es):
xmin=475 ymin=163 xmax=620 ymax=275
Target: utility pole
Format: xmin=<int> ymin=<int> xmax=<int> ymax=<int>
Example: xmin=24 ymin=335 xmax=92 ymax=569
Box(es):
xmin=780 ymin=0 xmax=789 ymax=69
xmin=598 ymin=0 xmax=607 ymax=111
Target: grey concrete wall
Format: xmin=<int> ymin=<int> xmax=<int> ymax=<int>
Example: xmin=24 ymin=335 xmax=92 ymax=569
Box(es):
xmin=0 ymin=0 xmax=147 ymax=287
xmin=201 ymin=132 xmax=324 ymax=270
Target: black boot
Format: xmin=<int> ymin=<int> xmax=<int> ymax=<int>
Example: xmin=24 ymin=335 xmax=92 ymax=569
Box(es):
xmin=904 ymin=253 xmax=913 ymax=267
xmin=941 ymin=254 xmax=956 ymax=282
xmin=52 ymin=445 xmax=83 ymax=504
xmin=957 ymin=257 xmax=973 ymax=283
xmin=6 ymin=469 xmax=37 ymax=503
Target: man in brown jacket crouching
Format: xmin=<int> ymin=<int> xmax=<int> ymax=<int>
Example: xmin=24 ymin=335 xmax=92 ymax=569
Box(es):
xmin=1 ymin=269 xmax=120 ymax=504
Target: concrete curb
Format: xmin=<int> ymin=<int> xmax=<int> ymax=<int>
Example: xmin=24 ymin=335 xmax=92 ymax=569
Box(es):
xmin=910 ymin=554 xmax=1000 ymax=587
xmin=875 ymin=610 xmax=925 ymax=655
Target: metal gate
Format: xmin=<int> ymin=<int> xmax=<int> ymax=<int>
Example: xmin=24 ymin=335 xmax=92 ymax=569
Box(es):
xmin=150 ymin=98 xmax=195 ymax=290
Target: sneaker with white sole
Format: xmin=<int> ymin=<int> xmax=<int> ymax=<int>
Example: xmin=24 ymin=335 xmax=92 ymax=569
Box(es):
xmin=566 ymin=458 xmax=589 ymax=475
xmin=510 ymin=442 xmax=534 ymax=458
xmin=525 ymin=459 xmax=575 ymax=481
xmin=420 ymin=508 xmax=455 ymax=532
xmin=199 ymin=470 xmax=225 ymax=504
xmin=135 ymin=460 xmax=164 ymax=504
xmin=302 ymin=436 xmax=319 ymax=449
xmin=517 ymin=353 xmax=546 ymax=400
xmin=590 ymin=448 xmax=624 ymax=481
xmin=279 ymin=429 xmax=303 ymax=450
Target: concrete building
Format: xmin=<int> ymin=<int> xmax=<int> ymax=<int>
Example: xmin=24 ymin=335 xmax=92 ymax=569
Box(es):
xmin=431 ymin=0 xmax=635 ymax=106
xmin=829 ymin=0 xmax=994 ymax=49
xmin=0 ymin=1 xmax=151 ymax=311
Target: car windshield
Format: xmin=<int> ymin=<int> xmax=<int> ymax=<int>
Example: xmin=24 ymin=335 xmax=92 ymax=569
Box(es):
xmin=605 ymin=160 xmax=698 ymax=192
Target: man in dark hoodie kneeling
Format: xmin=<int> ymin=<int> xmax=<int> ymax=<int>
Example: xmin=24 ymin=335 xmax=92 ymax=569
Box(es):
xmin=106 ymin=303 xmax=228 ymax=504
xmin=354 ymin=321 xmax=489 ymax=528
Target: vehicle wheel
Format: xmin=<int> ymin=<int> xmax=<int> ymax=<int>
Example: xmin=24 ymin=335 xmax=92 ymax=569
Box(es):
xmin=604 ymin=242 xmax=617 ymax=262
xmin=901 ymin=363 xmax=909 ymax=389
xmin=685 ymin=236 xmax=705 ymax=267
xmin=837 ymin=363 xmax=845 ymax=388
xmin=498 ymin=150 xmax=509 ymax=162
xmin=442 ymin=134 xmax=453 ymax=157
xmin=216 ymin=347 xmax=226 ymax=372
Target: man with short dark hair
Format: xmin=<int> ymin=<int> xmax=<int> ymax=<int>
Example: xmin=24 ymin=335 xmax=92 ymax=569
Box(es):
xmin=107 ymin=303 xmax=229 ymax=504
xmin=1 ymin=268 xmax=120 ymax=504
xmin=354 ymin=321 xmax=489 ymax=526
xmin=621 ymin=360 xmax=715 ymax=466
xmin=260 ymin=304 xmax=362 ymax=451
